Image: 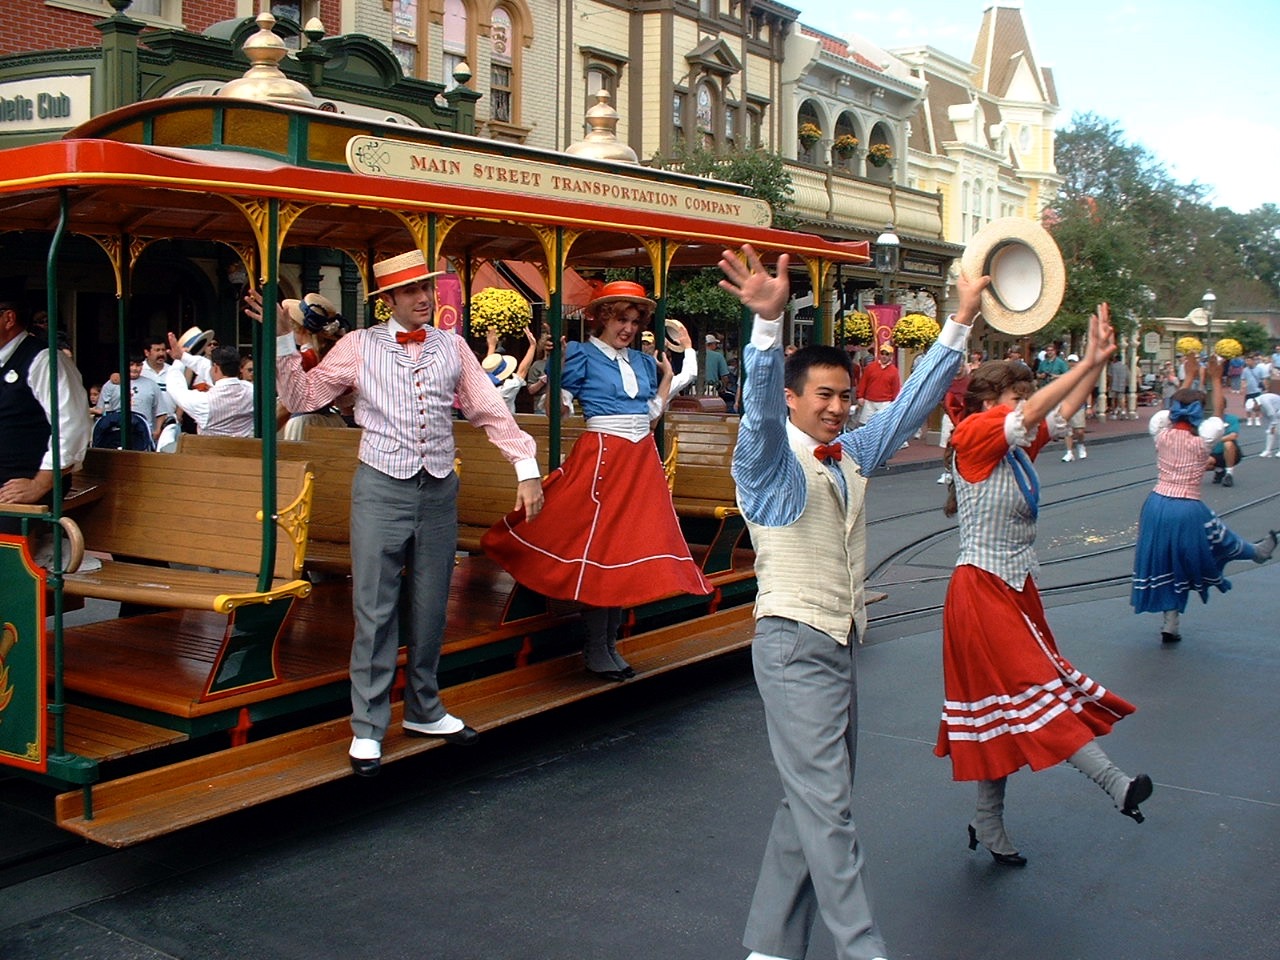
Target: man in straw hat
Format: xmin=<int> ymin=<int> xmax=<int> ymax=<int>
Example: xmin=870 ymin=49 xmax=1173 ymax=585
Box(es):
xmin=268 ymin=249 xmax=543 ymax=777
xmin=717 ymin=243 xmax=986 ymax=960
xmin=164 ymin=333 xmax=254 ymax=438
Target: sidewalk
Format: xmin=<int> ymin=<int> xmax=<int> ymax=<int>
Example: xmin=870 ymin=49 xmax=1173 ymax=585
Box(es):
xmin=881 ymin=406 xmax=1153 ymax=474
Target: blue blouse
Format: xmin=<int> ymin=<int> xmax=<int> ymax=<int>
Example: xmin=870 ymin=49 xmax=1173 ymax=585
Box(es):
xmin=561 ymin=339 xmax=659 ymax=418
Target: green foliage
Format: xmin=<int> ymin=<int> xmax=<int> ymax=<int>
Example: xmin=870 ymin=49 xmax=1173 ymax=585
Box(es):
xmin=1053 ymin=113 xmax=1280 ymax=334
xmin=1217 ymin=319 xmax=1271 ymax=355
xmin=652 ymin=144 xmax=797 ymax=229
xmin=602 ymin=267 xmax=744 ymax=331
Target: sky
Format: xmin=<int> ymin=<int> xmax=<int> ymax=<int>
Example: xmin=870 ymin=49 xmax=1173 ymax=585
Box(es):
xmin=792 ymin=0 xmax=1279 ymax=214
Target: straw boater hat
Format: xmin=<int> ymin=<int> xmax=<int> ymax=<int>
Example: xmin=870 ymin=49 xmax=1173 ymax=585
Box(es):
xmin=584 ymin=280 xmax=656 ymax=316
xmin=368 ymin=249 xmax=445 ymax=297
xmin=960 ymin=217 xmax=1066 ymax=336
xmin=640 ymin=330 xmax=655 ymax=344
xmin=664 ymin=317 xmax=688 ymax=345
xmin=177 ymin=326 xmax=214 ymax=354
xmin=482 ymin=353 xmax=518 ymax=381
xmin=281 ymin=293 xmax=346 ymax=340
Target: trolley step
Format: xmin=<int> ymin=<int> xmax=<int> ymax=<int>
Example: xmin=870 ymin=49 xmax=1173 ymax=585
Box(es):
xmin=54 ymin=605 xmax=756 ymax=847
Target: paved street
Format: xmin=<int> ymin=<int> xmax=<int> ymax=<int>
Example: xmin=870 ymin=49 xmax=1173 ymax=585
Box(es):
xmin=3 ymin=425 xmax=1279 ymax=960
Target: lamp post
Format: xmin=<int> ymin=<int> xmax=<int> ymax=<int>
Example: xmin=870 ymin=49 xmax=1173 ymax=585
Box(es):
xmin=874 ymin=223 xmax=899 ymax=304
xmin=1201 ymin=289 xmax=1216 ymax=351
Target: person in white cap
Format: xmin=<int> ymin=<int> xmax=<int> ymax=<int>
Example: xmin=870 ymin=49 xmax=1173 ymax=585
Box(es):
xmin=265 ymin=249 xmax=544 ymax=777
xmin=703 ymin=332 xmax=730 ymax=397
xmin=1250 ymin=392 xmax=1280 ymax=456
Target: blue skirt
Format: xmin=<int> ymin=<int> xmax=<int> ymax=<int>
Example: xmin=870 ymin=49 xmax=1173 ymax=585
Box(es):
xmin=1131 ymin=492 xmax=1254 ymax=613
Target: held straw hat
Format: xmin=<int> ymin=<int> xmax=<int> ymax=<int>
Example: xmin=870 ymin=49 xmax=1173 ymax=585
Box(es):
xmin=177 ymin=326 xmax=214 ymax=354
xmin=482 ymin=353 xmax=518 ymax=381
xmin=281 ymin=293 xmax=346 ymax=339
xmin=368 ymin=249 xmax=445 ymax=297
xmin=960 ymin=217 xmax=1066 ymax=336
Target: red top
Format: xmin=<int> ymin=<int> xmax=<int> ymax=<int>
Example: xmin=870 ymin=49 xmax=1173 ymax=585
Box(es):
xmin=856 ymin=359 xmax=901 ymax=402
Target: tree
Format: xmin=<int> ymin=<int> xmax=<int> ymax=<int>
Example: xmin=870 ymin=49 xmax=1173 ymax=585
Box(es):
xmin=1053 ymin=113 xmax=1280 ymax=338
xmin=1217 ymin=319 xmax=1271 ymax=355
xmin=652 ymin=144 xmax=797 ymax=229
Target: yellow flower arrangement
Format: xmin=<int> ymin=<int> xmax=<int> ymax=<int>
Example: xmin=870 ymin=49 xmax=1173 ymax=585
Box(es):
xmin=1214 ymin=337 xmax=1243 ymax=360
xmin=840 ymin=310 xmax=873 ymax=344
xmin=373 ymin=298 xmax=392 ymax=323
xmin=469 ymin=286 xmax=532 ymax=337
xmin=891 ymin=313 xmax=940 ymax=350
xmin=1176 ymin=335 xmax=1203 ymax=356
xmin=798 ymin=122 xmax=822 ymax=147
xmin=867 ymin=143 xmax=894 ymax=167
xmin=833 ymin=134 xmax=859 ymax=156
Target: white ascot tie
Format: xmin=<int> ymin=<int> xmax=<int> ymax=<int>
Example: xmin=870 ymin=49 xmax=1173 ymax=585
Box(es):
xmin=617 ymin=350 xmax=639 ymax=398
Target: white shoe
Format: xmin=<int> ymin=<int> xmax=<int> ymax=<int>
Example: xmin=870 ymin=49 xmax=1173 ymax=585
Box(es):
xmin=1261 ymin=450 xmax=1275 ymax=458
xmin=936 ymin=471 xmax=952 ymax=484
xmin=1078 ymin=446 xmax=1088 ymax=459
xmin=349 ymin=737 xmax=381 ymax=759
xmin=403 ymin=713 xmax=465 ymax=735
xmin=1062 ymin=450 xmax=1074 ymax=462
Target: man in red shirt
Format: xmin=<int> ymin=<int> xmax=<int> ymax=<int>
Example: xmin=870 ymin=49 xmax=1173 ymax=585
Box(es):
xmin=854 ymin=343 xmax=901 ymax=426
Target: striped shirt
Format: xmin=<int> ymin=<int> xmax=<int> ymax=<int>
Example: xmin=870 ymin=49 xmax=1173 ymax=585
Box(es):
xmin=276 ymin=321 xmax=537 ymax=481
xmin=1151 ymin=418 xmax=1214 ymax=500
xmin=733 ymin=314 xmax=970 ymax=527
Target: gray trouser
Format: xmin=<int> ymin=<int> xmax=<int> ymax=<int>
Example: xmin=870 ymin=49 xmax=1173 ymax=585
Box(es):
xmin=744 ymin=617 xmax=887 ymax=960
xmin=348 ymin=463 xmax=459 ymax=741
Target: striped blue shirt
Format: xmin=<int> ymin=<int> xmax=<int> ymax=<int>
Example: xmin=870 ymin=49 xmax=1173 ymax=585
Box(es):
xmin=733 ymin=316 xmax=970 ymax=527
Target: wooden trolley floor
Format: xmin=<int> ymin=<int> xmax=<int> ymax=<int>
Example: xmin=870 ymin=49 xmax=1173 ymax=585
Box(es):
xmin=54 ymin=603 xmax=756 ymax=848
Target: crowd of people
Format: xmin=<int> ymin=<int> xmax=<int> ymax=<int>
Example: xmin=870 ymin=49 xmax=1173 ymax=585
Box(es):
xmin=6 ymin=251 xmax=1280 ymax=960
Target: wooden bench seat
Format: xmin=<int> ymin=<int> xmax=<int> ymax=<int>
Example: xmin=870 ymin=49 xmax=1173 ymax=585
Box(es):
xmin=60 ymin=449 xmax=316 ymax=699
xmin=180 ymin=427 xmax=361 ymax=576
xmin=664 ymin=416 xmax=746 ymax=575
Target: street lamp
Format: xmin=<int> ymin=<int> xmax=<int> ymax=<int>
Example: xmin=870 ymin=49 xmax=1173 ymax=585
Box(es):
xmin=1201 ymin=289 xmax=1216 ymax=351
xmin=874 ymin=223 xmax=899 ymax=304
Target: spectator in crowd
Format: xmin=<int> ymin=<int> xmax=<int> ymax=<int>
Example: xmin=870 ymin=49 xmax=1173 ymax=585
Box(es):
xmin=1005 ymin=346 xmax=1030 ymax=373
xmin=526 ymin=322 xmax=575 ymax=418
xmin=1209 ymin=391 xmax=1241 ymax=487
xmin=1062 ymin=354 xmax=1089 ymax=461
xmin=1107 ymin=355 xmax=1129 ymax=419
xmin=1036 ymin=342 xmax=1068 ymax=386
xmin=854 ymin=342 xmax=901 ymax=426
xmin=1241 ymin=355 xmax=1267 ymax=425
xmin=704 ymin=333 xmax=731 ymax=399
xmin=239 ymin=354 xmax=254 ymax=382
xmin=164 ymin=333 xmax=255 ymax=437
xmin=138 ymin=335 xmax=177 ymax=432
xmin=483 ymin=326 xmax=537 ymax=415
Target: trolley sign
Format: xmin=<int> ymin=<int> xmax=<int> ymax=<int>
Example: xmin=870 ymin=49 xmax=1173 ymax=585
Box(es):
xmin=0 ymin=534 xmax=47 ymax=773
xmin=1143 ymin=332 xmax=1161 ymax=355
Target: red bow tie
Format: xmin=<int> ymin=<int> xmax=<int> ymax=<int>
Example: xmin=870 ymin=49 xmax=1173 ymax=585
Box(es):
xmin=814 ymin=443 xmax=842 ymax=462
xmin=396 ymin=328 xmax=427 ymax=345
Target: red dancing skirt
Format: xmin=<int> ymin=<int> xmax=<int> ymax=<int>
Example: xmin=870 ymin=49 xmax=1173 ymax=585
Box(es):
xmin=934 ymin=565 xmax=1136 ymax=781
xmin=481 ymin=430 xmax=713 ymax=607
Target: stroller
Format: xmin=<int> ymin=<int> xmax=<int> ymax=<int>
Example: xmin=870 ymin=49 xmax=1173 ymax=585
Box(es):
xmin=91 ymin=411 xmax=156 ymax=451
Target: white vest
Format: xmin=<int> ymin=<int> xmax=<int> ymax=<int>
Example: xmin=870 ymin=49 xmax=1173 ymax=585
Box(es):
xmin=745 ymin=434 xmax=869 ymax=644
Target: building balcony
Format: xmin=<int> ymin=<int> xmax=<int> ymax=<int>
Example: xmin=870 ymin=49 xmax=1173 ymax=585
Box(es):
xmin=784 ymin=160 xmax=943 ymax=241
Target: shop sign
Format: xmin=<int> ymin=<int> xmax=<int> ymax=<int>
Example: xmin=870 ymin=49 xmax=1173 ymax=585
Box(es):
xmin=0 ymin=535 xmax=47 ymax=773
xmin=0 ymin=75 xmax=92 ymax=133
xmin=899 ymin=256 xmax=945 ymax=279
xmin=346 ymin=135 xmax=773 ymax=228
xmin=1143 ymin=331 xmax=1161 ymax=355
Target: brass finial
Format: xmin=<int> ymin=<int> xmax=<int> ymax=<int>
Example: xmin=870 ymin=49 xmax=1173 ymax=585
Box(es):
xmin=565 ymin=89 xmax=638 ymax=164
xmin=218 ymin=11 xmax=318 ymax=108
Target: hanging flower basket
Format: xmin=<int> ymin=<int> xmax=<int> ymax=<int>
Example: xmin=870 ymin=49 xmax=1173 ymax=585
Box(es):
xmin=798 ymin=122 xmax=822 ymax=149
xmin=469 ymin=286 xmax=532 ymax=337
xmin=833 ymin=134 xmax=859 ymax=159
xmin=891 ymin=313 xmax=940 ymax=350
xmin=867 ymin=143 xmax=893 ymax=167
xmin=1214 ymin=337 xmax=1243 ymax=360
xmin=840 ymin=310 xmax=873 ymax=344
xmin=1175 ymin=335 xmax=1203 ymax=357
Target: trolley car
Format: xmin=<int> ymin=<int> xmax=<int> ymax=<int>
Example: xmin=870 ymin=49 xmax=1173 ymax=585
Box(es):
xmin=0 ymin=87 xmax=868 ymax=847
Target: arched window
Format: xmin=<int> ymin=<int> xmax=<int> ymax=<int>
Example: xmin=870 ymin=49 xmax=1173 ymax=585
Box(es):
xmin=490 ymin=6 xmax=515 ymax=123
xmin=442 ymin=0 xmax=470 ymax=90
xmin=696 ymin=81 xmax=715 ymax=135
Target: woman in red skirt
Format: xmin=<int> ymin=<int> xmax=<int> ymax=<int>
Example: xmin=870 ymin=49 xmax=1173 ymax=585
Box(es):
xmin=482 ymin=282 xmax=712 ymax=679
xmin=935 ymin=304 xmax=1152 ymax=867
